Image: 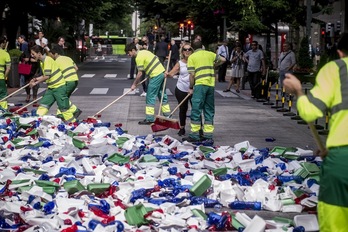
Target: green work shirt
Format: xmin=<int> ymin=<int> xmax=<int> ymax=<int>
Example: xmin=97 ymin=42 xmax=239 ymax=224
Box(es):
xmin=55 ymin=56 xmax=78 ymax=82
xmin=187 ymin=49 xmax=219 ymax=87
xmin=297 ymin=58 xmax=348 ymax=148
xmin=40 ymin=55 xmax=66 ymax=89
xmin=136 ymin=50 xmax=165 ymax=78
xmin=0 ymin=49 xmax=10 ymax=80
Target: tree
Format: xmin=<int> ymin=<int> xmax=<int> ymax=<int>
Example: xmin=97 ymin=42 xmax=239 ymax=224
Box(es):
xmin=1 ymin=0 xmax=134 ymax=49
xmin=297 ymin=36 xmax=314 ymax=71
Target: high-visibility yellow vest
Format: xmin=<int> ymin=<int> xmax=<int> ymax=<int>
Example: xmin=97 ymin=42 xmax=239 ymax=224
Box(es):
xmin=187 ymin=49 xmax=219 ymax=87
xmin=0 ymin=49 xmax=10 ymax=80
xmin=40 ymin=55 xmax=66 ymax=88
xmin=136 ymin=50 xmax=165 ymax=78
xmin=297 ymin=58 xmax=348 ymax=148
xmin=55 ymin=56 xmax=78 ymax=82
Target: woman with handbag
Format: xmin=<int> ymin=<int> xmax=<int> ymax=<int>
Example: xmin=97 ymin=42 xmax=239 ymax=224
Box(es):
xmin=23 ymin=41 xmax=40 ymax=102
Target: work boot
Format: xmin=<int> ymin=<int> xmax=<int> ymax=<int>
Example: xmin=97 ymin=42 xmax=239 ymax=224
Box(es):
xmin=74 ymin=109 xmax=82 ymax=118
xmin=182 ymin=136 xmax=200 ymax=143
xmin=138 ymin=119 xmax=153 ymax=125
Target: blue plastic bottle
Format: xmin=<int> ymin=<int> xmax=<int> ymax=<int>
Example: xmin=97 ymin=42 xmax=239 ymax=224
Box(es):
xmin=229 ymin=201 xmax=262 ymax=210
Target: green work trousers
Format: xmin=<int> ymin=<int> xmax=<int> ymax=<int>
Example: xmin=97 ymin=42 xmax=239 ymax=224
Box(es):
xmin=189 ymin=85 xmax=215 ymax=140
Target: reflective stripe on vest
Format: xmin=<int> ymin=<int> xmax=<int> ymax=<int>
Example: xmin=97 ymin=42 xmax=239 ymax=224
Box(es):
xmin=331 ymin=59 xmax=348 ymax=115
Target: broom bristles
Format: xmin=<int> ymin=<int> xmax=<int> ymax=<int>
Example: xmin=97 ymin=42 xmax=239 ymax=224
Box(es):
xmin=151 ymin=123 xmax=169 ymax=132
xmin=153 ymin=116 xmax=180 ymax=130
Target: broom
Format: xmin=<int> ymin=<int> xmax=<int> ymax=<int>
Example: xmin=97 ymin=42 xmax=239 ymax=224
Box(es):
xmin=88 ymin=78 xmax=148 ymax=120
xmin=1 ymin=83 xmax=30 ymax=102
xmin=13 ymin=96 xmax=43 ymax=114
xmin=149 ymin=51 xmax=171 ymax=132
xmin=151 ymin=93 xmax=191 ymax=132
xmin=308 ymin=122 xmax=328 ymax=159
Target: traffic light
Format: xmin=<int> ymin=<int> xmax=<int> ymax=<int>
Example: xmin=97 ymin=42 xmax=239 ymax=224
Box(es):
xmin=154 ymin=25 xmax=158 ymax=30
xmin=179 ymin=23 xmax=184 ymax=35
xmin=326 ymin=23 xmax=332 ymax=32
xmin=336 ymin=21 xmax=341 ymax=32
xmin=187 ymin=20 xmax=191 ymax=25
xmin=321 ymin=27 xmax=325 ymax=38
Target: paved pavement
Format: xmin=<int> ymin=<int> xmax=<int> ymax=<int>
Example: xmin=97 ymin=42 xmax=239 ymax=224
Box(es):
xmin=6 ymin=75 xmax=326 ymax=152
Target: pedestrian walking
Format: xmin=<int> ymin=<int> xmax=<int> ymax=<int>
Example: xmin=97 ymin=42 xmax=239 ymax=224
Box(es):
xmin=18 ymin=35 xmax=29 ymax=87
xmin=29 ymin=45 xmax=79 ymax=122
xmin=278 ymin=42 xmax=296 ymax=89
xmin=0 ymin=38 xmax=10 ymax=110
xmin=154 ymin=36 xmax=168 ymax=65
xmin=182 ymin=40 xmax=226 ymax=143
xmin=283 ymin=32 xmax=348 ymax=232
xmin=125 ymin=43 xmax=171 ymax=125
xmin=244 ymin=40 xmax=266 ymax=98
xmin=166 ymin=42 xmax=193 ymax=136
xmin=223 ymin=43 xmax=244 ymax=93
xmin=217 ymin=39 xmax=229 ymax=82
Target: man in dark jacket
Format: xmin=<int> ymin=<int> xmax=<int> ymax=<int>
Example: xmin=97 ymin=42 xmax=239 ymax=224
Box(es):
xmin=155 ymin=36 xmax=168 ymax=65
xmin=169 ymin=39 xmax=179 ymax=70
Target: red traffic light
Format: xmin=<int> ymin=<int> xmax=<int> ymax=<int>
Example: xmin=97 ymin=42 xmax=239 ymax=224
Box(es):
xmin=321 ymin=28 xmax=325 ymax=35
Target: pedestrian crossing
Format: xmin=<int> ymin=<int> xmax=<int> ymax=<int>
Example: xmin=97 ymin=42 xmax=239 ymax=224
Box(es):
xmin=19 ymin=87 xmax=243 ymax=98
xmin=80 ymin=73 xmax=131 ymax=80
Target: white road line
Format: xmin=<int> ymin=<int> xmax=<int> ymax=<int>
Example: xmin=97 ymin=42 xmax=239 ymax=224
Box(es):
xmin=90 ymin=88 xmax=109 ymax=94
xmin=81 ymin=74 xmax=95 ymax=78
xmin=215 ymin=90 xmax=238 ymax=98
xmin=123 ymin=88 xmax=136 ymax=95
xmin=104 ymin=74 xmax=117 ymax=78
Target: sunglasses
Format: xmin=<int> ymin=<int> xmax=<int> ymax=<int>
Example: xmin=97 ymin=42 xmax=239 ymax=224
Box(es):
xmin=183 ymin=48 xmax=192 ymax=52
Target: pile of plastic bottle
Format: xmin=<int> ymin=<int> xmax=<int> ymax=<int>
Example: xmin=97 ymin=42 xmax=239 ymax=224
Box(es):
xmin=0 ymin=112 xmax=321 ymax=232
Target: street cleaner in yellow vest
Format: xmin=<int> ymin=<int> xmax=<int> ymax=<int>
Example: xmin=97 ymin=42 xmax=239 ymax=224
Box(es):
xmin=0 ymin=38 xmax=10 ymax=110
xmin=283 ymin=33 xmax=348 ymax=232
xmin=183 ymin=40 xmax=225 ymax=144
xmin=29 ymin=45 xmax=79 ymax=122
xmin=125 ymin=43 xmax=171 ymax=125
xmin=50 ymin=46 xmax=82 ymax=117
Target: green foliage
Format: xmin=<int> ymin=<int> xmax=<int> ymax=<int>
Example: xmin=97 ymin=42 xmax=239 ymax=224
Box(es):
xmin=8 ymin=49 xmax=22 ymax=58
xmin=297 ymin=36 xmax=314 ymax=70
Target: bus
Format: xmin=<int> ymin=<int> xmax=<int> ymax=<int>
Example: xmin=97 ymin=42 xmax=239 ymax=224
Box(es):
xmin=98 ymin=35 xmax=133 ymax=55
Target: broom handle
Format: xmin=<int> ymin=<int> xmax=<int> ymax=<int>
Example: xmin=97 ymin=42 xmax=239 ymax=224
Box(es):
xmin=93 ymin=78 xmax=148 ymax=117
xmin=14 ymin=96 xmax=43 ymax=113
xmin=158 ymin=51 xmax=172 ymax=116
xmin=4 ymin=42 xmax=9 ymax=51
xmin=169 ymin=93 xmax=191 ymax=117
xmin=0 ymin=83 xmax=30 ymax=102
xmin=308 ymin=122 xmax=326 ymax=152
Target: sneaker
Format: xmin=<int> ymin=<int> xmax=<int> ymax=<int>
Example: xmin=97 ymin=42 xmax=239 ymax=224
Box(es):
xmin=178 ymin=128 xmax=185 ymax=136
xmin=236 ymin=89 xmax=240 ymax=93
xmin=223 ymin=89 xmax=230 ymax=92
xmin=140 ymin=92 xmax=147 ymax=97
xmin=74 ymin=109 xmax=82 ymax=118
xmin=138 ymin=119 xmax=153 ymax=125
xmin=182 ymin=136 xmax=200 ymax=143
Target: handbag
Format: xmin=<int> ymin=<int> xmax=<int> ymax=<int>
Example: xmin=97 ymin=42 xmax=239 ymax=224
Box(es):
xmin=18 ymin=63 xmax=32 ymax=75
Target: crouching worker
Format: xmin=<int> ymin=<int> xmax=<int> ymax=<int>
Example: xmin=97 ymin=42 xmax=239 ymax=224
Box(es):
xmin=29 ymin=45 xmax=79 ymax=122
